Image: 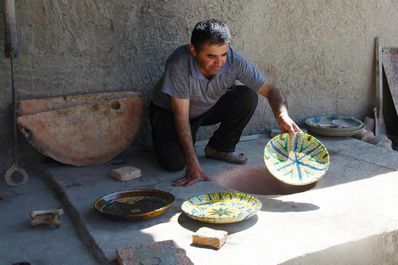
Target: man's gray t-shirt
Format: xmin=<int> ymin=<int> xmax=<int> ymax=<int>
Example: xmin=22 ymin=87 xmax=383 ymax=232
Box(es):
xmin=151 ymin=45 xmax=267 ymax=119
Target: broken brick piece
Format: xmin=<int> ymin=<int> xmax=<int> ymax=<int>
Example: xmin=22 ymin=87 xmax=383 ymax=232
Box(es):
xmin=116 ymin=240 xmax=193 ymax=265
xmin=192 ymin=227 xmax=228 ymax=249
xmin=111 ymin=166 xmax=141 ymax=181
xmin=30 ymin=208 xmax=64 ymax=228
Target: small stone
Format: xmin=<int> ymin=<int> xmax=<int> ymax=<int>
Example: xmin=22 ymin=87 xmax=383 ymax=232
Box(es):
xmin=192 ymin=227 xmax=228 ymax=249
xmin=353 ymin=127 xmax=368 ymax=139
xmin=360 ymin=130 xmax=375 ymax=143
xmin=111 ymin=166 xmax=141 ymax=181
xmin=376 ymin=139 xmax=393 ymax=151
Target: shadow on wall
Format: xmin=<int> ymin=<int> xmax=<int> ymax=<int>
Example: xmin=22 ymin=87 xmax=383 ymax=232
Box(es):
xmin=0 ymin=2 xmax=46 ymax=172
xmin=280 ymin=230 xmax=398 ymax=265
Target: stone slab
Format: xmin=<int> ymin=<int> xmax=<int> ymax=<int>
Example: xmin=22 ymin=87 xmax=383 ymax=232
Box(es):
xmin=116 ymin=240 xmax=193 ymax=265
xmin=45 ymin=136 xmax=398 ymax=265
xmin=0 ymin=167 xmax=97 ymax=265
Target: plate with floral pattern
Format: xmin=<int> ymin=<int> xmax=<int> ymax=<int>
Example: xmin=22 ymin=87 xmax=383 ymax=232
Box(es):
xmin=264 ymin=133 xmax=330 ymax=185
xmin=181 ymin=192 xmax=262 ymax=224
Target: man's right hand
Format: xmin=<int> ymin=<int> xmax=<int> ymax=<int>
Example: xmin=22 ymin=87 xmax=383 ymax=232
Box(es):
xmin=170 ymin=96 xmax=210 ymax=187
xmin=172 ymin=163 xmax=210 ymax=186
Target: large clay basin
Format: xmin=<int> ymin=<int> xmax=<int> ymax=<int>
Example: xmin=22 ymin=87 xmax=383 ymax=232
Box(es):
xmin=17 ymin=91 xmax=140 ymax=115
xmin=17 ymin=93 xmax=143 ymax=166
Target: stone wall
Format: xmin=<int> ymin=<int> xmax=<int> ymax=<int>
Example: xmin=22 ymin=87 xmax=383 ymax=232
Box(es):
xmin=1 ymin=0 xmax=398 ymax=170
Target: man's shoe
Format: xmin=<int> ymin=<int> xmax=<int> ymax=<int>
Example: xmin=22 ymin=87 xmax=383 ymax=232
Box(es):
xmin=204 ymin=146 xmax=247 ymax=164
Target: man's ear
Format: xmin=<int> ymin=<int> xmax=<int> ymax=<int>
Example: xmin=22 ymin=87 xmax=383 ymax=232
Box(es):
xmin=189 ymin=43 xmax=197 ymax=56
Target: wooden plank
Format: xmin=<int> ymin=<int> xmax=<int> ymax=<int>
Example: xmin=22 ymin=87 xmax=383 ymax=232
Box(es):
xmin=382 ymin=47 xmax=398 ymax=118
xmin=375 ymin=37 xmax=386 ymax=136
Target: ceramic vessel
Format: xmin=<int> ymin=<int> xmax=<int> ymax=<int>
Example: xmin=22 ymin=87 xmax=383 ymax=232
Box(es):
xmin=17 ymin=91 xmax=143 ymax=166
xmin=94 ymin=189 xmax=175 ymax=221
xmin=304 ymin=115 xmax=364 ymax=137
xmin=264 ymin=133 xmax=330 ymax=185
xmin=181 ymin=192 xmax=262 ymax=224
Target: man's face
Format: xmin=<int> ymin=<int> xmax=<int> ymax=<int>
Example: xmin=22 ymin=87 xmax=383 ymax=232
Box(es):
xmin=190 ymin=42 xmax=229 ymax=78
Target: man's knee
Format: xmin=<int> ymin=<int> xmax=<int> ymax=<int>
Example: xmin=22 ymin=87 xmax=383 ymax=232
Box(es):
xmin=155 ymin=146 xmax=185 ymax=172
xmin=235 ymin=85 xmax=258 ymax=110
xmin=157 ymin=153 xmax=185 ymax=172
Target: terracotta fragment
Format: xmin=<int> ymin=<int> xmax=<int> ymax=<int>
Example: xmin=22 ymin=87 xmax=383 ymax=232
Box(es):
xmin=17 ymin=91 xmax=140 ymax=116
xmin=17 ymin=94 xmax=143 ymax=166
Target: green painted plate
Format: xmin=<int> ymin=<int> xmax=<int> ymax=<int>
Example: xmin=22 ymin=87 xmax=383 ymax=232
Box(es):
xmin=181 ymin=192 xmax=262 ymax=224
xmin=264 ymin=133 xmax=330 ymax=185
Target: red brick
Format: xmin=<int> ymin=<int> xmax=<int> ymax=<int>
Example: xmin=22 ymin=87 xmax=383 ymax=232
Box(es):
xmin=111 ymin=166 xmax=141 ymax=181
xmin=192 ymin=227 xmax=228 ymax=249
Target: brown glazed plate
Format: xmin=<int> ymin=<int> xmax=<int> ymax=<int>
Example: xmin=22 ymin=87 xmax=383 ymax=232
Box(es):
xmin=94 ymin=189 xmax=175 ymax=221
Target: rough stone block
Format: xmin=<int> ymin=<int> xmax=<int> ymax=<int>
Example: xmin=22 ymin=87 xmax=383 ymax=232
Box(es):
xmin=192 ymin=227 xmax=228 ymax=249
xmin=111 ymin=166 xmax=141 ymax=181
xmin=116 ymin=240 xmax=193 ymax=265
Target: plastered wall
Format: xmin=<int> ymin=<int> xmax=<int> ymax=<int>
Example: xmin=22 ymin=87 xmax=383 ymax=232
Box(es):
xmin=1 ymin=0 xmax=398 ymax=170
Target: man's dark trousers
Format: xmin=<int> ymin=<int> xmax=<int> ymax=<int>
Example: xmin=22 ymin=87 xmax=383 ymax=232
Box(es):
xmin=150 ymin=85 xmax=258 ymax=171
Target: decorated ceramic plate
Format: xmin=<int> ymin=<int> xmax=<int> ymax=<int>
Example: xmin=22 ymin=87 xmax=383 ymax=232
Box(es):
xmin=181 ymin=192 xmax=262 ymax=224
xmin=94 ymin=189 xmax=175 ymax=221
xmin=304 ymin=115 xmax=364 ymax=131
xmin=306 ymin=126 xmax=364 ymax=137
xmin=264 ymin=133 xmax=330 ymax=185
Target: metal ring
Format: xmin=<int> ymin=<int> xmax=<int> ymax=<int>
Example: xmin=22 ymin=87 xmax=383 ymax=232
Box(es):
xmin=5 ymin=163 xmax=29 ymax=186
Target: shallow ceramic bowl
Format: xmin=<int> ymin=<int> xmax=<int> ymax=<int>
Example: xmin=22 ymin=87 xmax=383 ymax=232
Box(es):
xmin=264 ymin=133 xmax=330 ymax=185
xmin=181 ymin=192 xmax=262 ymax=224
xmin=94 ymin=189 xmax=175 ymax=221
xmin=304 ymin=115 xmax=364 ymax=132
xmin=307 ymin=126 xmax=364 ymax=137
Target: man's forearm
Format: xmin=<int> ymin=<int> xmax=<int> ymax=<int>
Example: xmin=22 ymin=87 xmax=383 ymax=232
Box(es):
xmin=266 ymin=85 xmax=289 ymax=122
xmin=169 ymin=97 xmax=199 ymax=169
xmin=258 ymin=82 xmax=301 ymax=133
xmin=173 ymin=115 xmax=199 ymax=167
xmin=169 ymin=97 xmax=209 ymax=186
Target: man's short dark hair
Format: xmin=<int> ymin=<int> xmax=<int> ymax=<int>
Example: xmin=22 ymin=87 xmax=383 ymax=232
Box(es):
xmin=191 ymin=19 xmax=231 ymax=52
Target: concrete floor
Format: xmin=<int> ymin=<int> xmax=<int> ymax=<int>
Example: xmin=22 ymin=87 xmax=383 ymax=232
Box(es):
xmin=0 ymin=165 xmax=98 ymax=265
xmin=1 ymin=135 xmax=398 ymax=265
